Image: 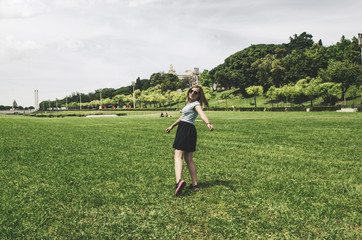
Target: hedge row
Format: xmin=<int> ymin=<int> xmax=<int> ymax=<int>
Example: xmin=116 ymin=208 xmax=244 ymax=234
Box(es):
xmin=26 ymin=113 xmax=127 ymax=118
xmin=206 ymin=107 xmax=339 ymax=112
xmin=81 ymin=107 xmax=339 ymax=112
xmin=28 ymin=106 xmax=360 ymax=116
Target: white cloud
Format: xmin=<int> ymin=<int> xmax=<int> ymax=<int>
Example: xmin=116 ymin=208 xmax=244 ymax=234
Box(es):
xmin=128 ymin=0 xmax=159 ymax=7
xmin=0 ymin=36 xmax=42 ymax=63
xmin=0 ymin=0 xmax=49 ymax=18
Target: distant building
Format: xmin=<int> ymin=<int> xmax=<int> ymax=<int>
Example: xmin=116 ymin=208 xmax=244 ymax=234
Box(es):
xmin=168 ymin=64 xmax=200 ymax=86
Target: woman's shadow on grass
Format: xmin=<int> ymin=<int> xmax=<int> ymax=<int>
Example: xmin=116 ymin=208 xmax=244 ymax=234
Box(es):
xmin=184 ymin=179 xmax=237 ymax=195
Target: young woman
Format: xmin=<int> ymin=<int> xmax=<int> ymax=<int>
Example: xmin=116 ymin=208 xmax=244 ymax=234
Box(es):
xmin=166 ymin=85 xmax=214 ymax=196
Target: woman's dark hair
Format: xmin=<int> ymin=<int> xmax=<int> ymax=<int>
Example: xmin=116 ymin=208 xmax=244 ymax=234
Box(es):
xmin=186 ymin=85 xmax=209 ymax=108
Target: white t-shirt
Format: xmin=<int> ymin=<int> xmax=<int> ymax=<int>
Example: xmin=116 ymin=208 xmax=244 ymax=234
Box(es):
xmin=181 ymin=101 xmax=200 ymax=124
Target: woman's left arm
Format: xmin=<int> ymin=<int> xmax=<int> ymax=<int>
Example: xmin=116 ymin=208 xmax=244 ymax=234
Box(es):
xmin=195 ymin=105 xmax=214 ymax=131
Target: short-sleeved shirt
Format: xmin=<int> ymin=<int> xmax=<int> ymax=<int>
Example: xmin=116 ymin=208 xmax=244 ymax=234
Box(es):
xmin=181 ymin=101 xmax=200 ymax=124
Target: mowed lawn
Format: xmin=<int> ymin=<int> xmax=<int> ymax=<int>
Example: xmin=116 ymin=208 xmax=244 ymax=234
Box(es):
xmin=0 ymin=111 xmax=361 ymax=239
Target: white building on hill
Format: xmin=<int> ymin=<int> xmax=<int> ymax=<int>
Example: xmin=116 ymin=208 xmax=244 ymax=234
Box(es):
xmin=168 ymin=64 xmax=200 ymax=86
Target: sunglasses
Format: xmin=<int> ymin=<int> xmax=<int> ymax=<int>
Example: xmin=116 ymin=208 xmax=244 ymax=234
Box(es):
xmin=188 ymin=89 xmax=199 ymax=95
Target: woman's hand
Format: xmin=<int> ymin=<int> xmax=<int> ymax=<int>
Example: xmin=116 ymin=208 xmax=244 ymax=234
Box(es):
xmin=165 ymin=126 xmax=173 ymax=134
xmin=206 ymin=123 xmax=214 ymax=131
xmin=166 ymin=116 xmax=182 ymax=134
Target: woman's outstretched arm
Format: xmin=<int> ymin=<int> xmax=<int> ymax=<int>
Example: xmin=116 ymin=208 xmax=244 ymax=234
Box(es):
xmin=195 ymin=105 xmax=214 ymax=131
xmin=165 ymin=116 xmax=182 ymax=133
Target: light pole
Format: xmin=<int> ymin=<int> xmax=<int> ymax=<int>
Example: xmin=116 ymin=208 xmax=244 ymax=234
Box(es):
xmin=132 ymin=81 xmax=136 ymax=108
xmin=99 ymin=88 xmax=103 ymax=110
xmin=358 ymin=33 xmax=362 ymax=65
xmin=34 ymin=90 xmax=38 ymax=111
xmin=78 ymin=92 xmax=82 ymax=110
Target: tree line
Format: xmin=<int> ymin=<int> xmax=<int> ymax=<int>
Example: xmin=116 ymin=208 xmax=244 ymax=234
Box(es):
xmin=0 ymin=100 xmax=35 ymax=111
xmin=40 ymin=32 xmax=362 ymax=109
xmin=39 ymin=73 xmax=192 ymax=109
xmin=208 ymin=32 xmax=361 ymax=101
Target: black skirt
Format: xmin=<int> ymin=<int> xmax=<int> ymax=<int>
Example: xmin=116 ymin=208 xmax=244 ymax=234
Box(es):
xmin=173 ymin=121 xmax=197 ymax=152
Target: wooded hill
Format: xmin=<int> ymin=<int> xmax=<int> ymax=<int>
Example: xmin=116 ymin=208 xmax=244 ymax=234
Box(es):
xmin=40 ymin=32 xmax=362 ymax=109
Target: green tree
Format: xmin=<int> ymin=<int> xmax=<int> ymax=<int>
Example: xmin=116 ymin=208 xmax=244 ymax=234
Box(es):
xmin=289 ymin=84 xmax=303 ymax=106
xmin=165 ymin=90 xmax=173 ymax=107
xmin=171 ymin=90 xmax=184 ymax=109
xmin=12 ymin=100 xmax=18 ymax=110
xmin=252 ymin=53 xmax=285 ymax=89
xmin=282 ymin=50 xmax=310 ymax=83
xmin=150 ymin=72 xmax=163 ymax=87
xmin=266 ymin=86 xmax=283 ymax=107
xmin=134 ymin=89 xmax=142 ymax=108
xmin=140 ymin=79 xmax=151 ymax=91
xmin=214 ymin=69 xmax=230 ymax=89
xmin=319 ymin=61 xmax=362 ymax=100
xmin=124 ymin=95 xmax=133 ymax=107
xmin=304 ymin=44 xmax=330 ymax=77
xmin=150 ymin=72 xmax=180 ymax=92
xmin=141 ymin=88 xmax=155 ymax=108
xmin=101 ymin=88 xmax=116 ymax=99
xmin=246 ymin=86 xmax=263 ymax=108
xmin=138 ymin=92 xmax=148 ymax=108
xmin=210 ymin=44 xmax=279 ymax=91
xmin=143 ymin=85 xmax=162 ymax=108
xmin=297 ymin=77 xmax=322 ymax=107
xmin=281 ymin=84 xmax=296 ymax=104
xmin=177 ymin=77 xmax=190 ymax=90
xmin=161 ymin=74 xmax=180 ymax=92
xmin=319 ymin=82 xmax=342 ymax=105
xmin=330 ymin=35 xmax=361 ymax=64
xmin=114 ymin=86 xmax=132 ymax=96
xmin=143 ymin=93 xmax=153 ymax=108
xmin=89 ymin=100 xmax=100 ymax=108
xmin=200 ymin=70 xmax=212 ymax=88
xmin=135 ymin=77 xmax=142 ymax=90
xmin=102 ymin=98 xmax=116 ymax=107
xmin=218 ymin=89 xmax=235 ymax=109
xmin=345 ymin=85 xmax=361 ymax=99
xmin=288 ymin=32 xmax=314 ymax=52
xmin=113 ymin=94 xmax=127 ymax=107
xmin=201 ymin=85 xmax=212 ymax=101
xmin=153 ymin=91 xmax=166 ymax=107
xmin=280 ymin=85 xmax=301 ymax=107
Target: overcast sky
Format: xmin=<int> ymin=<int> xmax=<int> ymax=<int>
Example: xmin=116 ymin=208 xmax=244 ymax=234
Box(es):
xmin=1 ymin=0 xmax=361 ymax=107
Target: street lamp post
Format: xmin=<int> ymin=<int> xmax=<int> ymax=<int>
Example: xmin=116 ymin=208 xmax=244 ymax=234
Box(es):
xmin=78 ymin=92 xmax=82 ymax=110
xmin=132 ymin=81 xmax=136 ymax=109
xmin=99 ymin=88 xmax=103 ymax=109
xmin=358 ymin=33 xmax=362 ymax=65
xmin=34 ymin=90 xmax=39 ymax=111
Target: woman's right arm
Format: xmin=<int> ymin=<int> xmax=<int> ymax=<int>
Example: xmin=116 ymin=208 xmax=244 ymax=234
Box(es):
xmin=165 ymin=116 xmax=182 ymax=134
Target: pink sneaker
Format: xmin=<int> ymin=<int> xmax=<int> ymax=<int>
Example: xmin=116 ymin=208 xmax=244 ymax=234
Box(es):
xmin=175 ymin=180 xmax=186 ymax=196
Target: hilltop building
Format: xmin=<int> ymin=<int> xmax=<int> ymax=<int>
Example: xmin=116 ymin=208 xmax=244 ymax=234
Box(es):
xmin=168 ymin=64 xmax=200 ymax=86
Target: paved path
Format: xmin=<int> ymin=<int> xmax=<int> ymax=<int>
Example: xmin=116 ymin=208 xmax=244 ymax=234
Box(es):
xmin=0 ymin=109 xmax=36 ymax=114
xmin=336 ymin=108 xmax=358 ymax=112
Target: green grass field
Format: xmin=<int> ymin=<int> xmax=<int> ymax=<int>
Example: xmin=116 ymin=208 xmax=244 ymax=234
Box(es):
xmin=0 ymin=112 xmax=361 ymax=239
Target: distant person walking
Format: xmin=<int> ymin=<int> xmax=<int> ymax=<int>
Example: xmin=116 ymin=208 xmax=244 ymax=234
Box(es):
xmin=166 ymin=85 xmax=214 ymax=196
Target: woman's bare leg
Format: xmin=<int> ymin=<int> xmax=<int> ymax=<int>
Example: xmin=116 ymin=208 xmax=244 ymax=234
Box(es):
xmin=184 ymin=152 xmax=197 ymax=186
xmin=174 ymin=150 xmax=184 ymax=183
